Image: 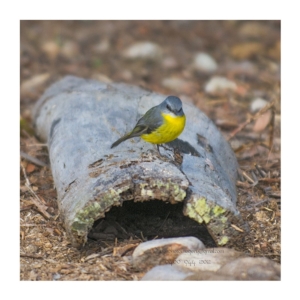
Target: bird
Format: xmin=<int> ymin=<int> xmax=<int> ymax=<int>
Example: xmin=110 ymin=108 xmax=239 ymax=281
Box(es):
xmin=111 ymin=96 xmax=186 ymax=152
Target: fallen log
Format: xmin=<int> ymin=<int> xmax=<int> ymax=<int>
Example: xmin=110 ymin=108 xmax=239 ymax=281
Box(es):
xmin=33 ymin=76 xmax=248 ymax=248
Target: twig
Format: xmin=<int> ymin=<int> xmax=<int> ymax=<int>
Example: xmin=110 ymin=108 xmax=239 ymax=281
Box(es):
xmin=20 ymin=162 xmax=51 ymax=219
xmin=156 ymin=211 xmax=170 ymax=235
xmin=242 ymin=171 xmax=255 ymax=184
xmin=20 ymin=204 xmax=34 ymax=212
xmin=227 ymin=101 xmax=275 ymax=141
xmin=268 ymin=106 xmax=275 ymax=149
xmin=20 ymin=253 xmax=44 ymax=259
xmin=236 ymin=181 xmax=251 ymax=188
xmin=20 ymin=151 xmax=48 ymax=167
xmin=259 ymin=178 xmax=281 ymax=183
xmin=255 ymin=164 xmax=267 ymax=177
xmin=231 ymin=224 xmax=244 ymax=232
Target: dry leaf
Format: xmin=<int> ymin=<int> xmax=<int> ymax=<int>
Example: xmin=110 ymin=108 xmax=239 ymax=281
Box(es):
xmin=253 ymin=110 xmax=272 ymax=132
xmin=26 ymin=163 xmax=36 ymax=173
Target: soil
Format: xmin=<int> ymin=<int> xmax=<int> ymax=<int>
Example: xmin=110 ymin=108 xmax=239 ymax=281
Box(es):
xmin=20 ymin=20 xmax=280 ymax=280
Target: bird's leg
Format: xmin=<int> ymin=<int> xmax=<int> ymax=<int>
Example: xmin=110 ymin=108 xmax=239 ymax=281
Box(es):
xmin=156 ymin=144 xmax=162 ymax=157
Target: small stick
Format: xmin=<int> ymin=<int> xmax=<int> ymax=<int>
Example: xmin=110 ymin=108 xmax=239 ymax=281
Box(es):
xmin=259 ymin=178 xmax=281 ymax=183
xmin=242 ymin=171 xmax=255 ymax=184
xmin=231 ymin=224 xmax=244 ymax=232
xmin=20 ymin=162 xmax=51 ymax=219
xmin=268 ymin=107 xmax=275 ymax=149
xmin=20 ymin=253 xmax=44 ymax=259
xmin=156 ymin=211 xmax=170 ymax=235
xmin=236 ymin=181 xmax=251 ymax=188
xmin=227 ymin=101 xmax=275 ymax=141
xmin=20 ymin=204 xmax=35 ymax=212
xmin=20 ymin=151 xmax=48 ymax=167
xmin=251 ymin=170 xmax=258 ymax=182
xmin=255 ymin=164 xmax=267 ymax=177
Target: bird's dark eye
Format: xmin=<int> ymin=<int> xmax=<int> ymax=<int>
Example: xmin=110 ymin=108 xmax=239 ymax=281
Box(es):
xmin=166 ymin=104 xmax=172 ymax=111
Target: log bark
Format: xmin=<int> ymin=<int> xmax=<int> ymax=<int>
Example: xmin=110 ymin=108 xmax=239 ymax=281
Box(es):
xmin=33 ymin=76 xmax=248 ymax=248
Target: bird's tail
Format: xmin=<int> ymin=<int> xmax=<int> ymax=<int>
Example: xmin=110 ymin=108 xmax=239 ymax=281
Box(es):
xmin=111 ymin=133 xmax=132 ymax=148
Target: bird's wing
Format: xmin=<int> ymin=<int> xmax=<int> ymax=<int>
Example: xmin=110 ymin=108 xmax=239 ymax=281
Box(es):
xmin=135 ymin=106 xmax=162 ymax=134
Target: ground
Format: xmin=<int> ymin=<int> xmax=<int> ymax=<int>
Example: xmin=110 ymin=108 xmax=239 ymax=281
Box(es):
xmin=20 ymin=20 xmax=280 ymax=280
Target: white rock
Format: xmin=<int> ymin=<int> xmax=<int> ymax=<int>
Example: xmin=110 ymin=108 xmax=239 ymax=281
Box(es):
xmin=141 ymin=264 xmax=192 ymax=281
xmin=218 ymin=257 xmax=280 ymax=280
xmin=176 ymin=247 xmax=242 ymax=272
xmin=123 ymin=41 xmax=162 ymax=60
xmin=93 ymin=39 xmax=110 ymax=53
xmin=162 ymin=56 xmax=178 ymax=69
xmin=250 ymin=98 xmax=268 ymax=113
xmin=205 ymin=76 xmax=237 ymax=94
xmin=193 ymin=52 xmax=218 ymax=72
xmin=161 ymin=77 xmax=187 ymax=92
xmin=132 ymin=236 xmax=205 ymax=258
xmin=21 ymin=73 xmax=50 ymax=96
xmin=60 ymin=41 xmax=79 ymax=58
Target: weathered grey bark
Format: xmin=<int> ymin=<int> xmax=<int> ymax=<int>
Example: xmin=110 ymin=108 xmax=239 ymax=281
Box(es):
xmin=33 ymin=76 xmax=248 ymax=248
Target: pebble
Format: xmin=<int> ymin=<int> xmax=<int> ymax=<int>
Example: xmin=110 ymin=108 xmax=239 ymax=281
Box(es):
xmin=52 ymin=273 xmax=61 ymax=280
xmin=162 ymin=56 xmax=178 ymax=69
xmin=162 ymin=77 xmax=187 ymax=92
xmin=60 ymin=41 xmax=79 ymax=59
xmin=238 ymin=22 xmax=270 ymax=39
xmin=42 ymin=41 xmax=59 ymax=60
xmin=133 ymin=236 xmax=205 ymax=269
xmin=138 ymin=245 xmax=280 ymax=280
xmin=253 ymin=110 xmax=272 ymax=132
xmin=222 ymin=60 xmax=257 ymax=76
xmin=122 ymin=41 xmax=163 ymax=60
xmin=218 ymin=257 xmax=280 ymax=280
xmin=193 ymin=52 xmax=218 ymax=72
xmin=230 ymin=42 xmax=264 ymax=60
xmin=176 ymin=248 xmax=242 ymax=272
xmin=204 ymin=76 xmax=237 ymax=94
xmin=21 ymin=73 xmax=50 ymax=97
xmin=93 ymin=39 xmax=110 ymax=54
xmin=141 ymin=264 xmax=192 ymax=281
xmin=250 ymin=98 xmax=268 ymax=113
xmin=92 ymin=73 xmax=112 ymax=83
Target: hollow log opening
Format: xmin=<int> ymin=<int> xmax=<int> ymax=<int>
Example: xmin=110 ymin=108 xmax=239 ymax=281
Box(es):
xmin=88 ymin=200 xmax=216 ymax=247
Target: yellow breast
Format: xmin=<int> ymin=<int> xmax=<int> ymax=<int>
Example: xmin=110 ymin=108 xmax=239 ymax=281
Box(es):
xmin=141 ymin=113 xmax=186 ymax=144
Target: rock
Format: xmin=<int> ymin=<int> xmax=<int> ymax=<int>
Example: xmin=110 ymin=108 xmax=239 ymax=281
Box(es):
xmin=91 ymin=73 xmax=112 ymax=83
xmin=253 ymin=110 xmax=272 ymax=132
xmin=218 ymin=257 xmax=280 ymax=280
xmin=176 ymin=247 xmax=242 ymax=272
xmin=184 ymin=270 xmax=236 ymax=280
xmin=60 ymin=41 xmax=79 ymax=59
xmin=193 ymin=52 xmax=218 ymax=72
xmin=162 ymin=77 xmax=193 ymax=93
xmin=162 ymin=56 xmax=178 ymax=69
xmin=42 ymin=41 xmax=60 ymax=60
xmin=133 ymin=237 xmax=205 ymax=269
xmin=93 ymin=39 xmax=110 ymax=54
xmin=141 ymin=264 xmax=192 ymax=281
xmin=122 ymin=41 xmax=163 ymax=60
xmin=250 ymin=98 xmax=272 ymax=132
xmin=21 ymin=73 xmax=50 ymax=98
xmin=250 ymin=98 xmax=268 ymax=113
xmin=230 ymin=42 xmax=264 ymax=60
xmin=119 ymin=70 xmax=133 ymax=81
xmin=204 ymin=76 xmax=237 ymax=95
xmin=222 ymin=60 xmax=257 ymax=77
xmin=238 ymin=22 xmax=270 ymax=39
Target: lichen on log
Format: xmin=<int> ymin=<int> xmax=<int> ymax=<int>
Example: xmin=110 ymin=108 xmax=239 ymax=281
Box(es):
xmin=33 ymin=76 xmax=248 ymax=248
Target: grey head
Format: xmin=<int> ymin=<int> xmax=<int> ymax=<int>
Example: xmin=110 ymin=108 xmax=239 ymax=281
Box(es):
xmin=160 ymin=96 xmax=184 ymax=117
